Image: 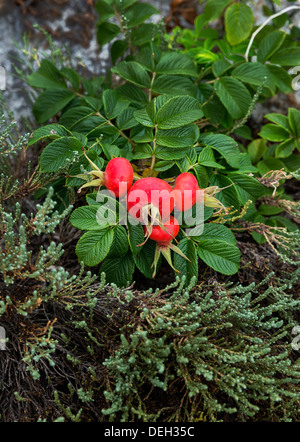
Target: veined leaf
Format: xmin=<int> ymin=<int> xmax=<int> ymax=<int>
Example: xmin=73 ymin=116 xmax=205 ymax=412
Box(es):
xmin=28 ymin=59 xmax=67 ymax=90
xmin=156 ymin=95 xmax=203 ymax=129
xmin=103 ymin=89 xmax=130 ymax=120
xmin=69 ymin=205 xmax=117 ymax=231
xmin=28 ymin=124 xmax=72 ymax=146
xmin=214 ymin=76 xmax=252 ymax=119
xmin=76 ymin=228 xmax=114 ymax=267
xmin=100 ymin=253 xmax=135 ymax=287
xmin=197 ymin=239 xmax=240 ymax=275
xmin=125 ymin=2 xmax=159 ymax=28
xmin=193 ymin=223 xmax=236 ymax=245
xmin=225 ymin=3 xmax=254 ymax=45
xmin=111 ymin=61 xmax=151 ymax=88
xmin=258 ymin=124 xmax=290 ymax=142
xmin=257 ymin=30 xmax=286 ymax=63
xmin=156 ymin=52 xmax=198 ymax=77
xmin=39 ymin=137 xmax=82 ymax=172
xmin=156 ymin=124 xmax=199 ymax=148
xmin=199 ymin=133 xmax=240 ymax=169
xmin=33 ymin=89 xmax=75 ymax=124
xmin=173 ymin=238 xmax=198 ymax=286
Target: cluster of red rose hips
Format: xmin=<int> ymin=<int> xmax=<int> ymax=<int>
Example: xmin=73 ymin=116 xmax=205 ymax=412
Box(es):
xmin=89 ymin=157 xmax=202 ymax=276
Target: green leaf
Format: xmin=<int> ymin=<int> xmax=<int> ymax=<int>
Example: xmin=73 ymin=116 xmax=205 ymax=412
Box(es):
xmin=267 ymin=65 xmax=292 ymax=94
xmin=103 ymin=89 xmax=130 ymax=120
xmin=155 ymin=146 xmax=189 ymax=160
xmin=197 ymin=239 xmax=240 ymax=275
xmin=194 ymin=223 xmax=236 ymax=245
xmin=198 ymin=146 xmax=225 ymax=169
xmin=198 ymin=133 xmax=240 ymax=169
xmin=173 ymin=238 xmax=198 ymax=286
xmin=133 ymin=100 xmax=156 ymax=127
xmin=257 ymin=158 xmax=286 ymax=175
xmin=117 ymin=107 xmax=139 ymax=130
xmin=247 ymin=138 xmax=267 ymax=164
xmin=288 ymin=108 xmax=300 ymax=138
xmin=128 ymin=219 xmax=145 ymax=255
xmin=76 ymin=228 xmax=114 ymax=267
xmin=257 ymin=30 xmax=286 ymax=63
xmin=69 ymin=205 xmax=117 ymax=231
xmin=214 ymin=76 xmax=252 ymax=119
xmin=264 ymin=113 xmax=291 ymax=132
xmin=27 ymin=59 xmax=67 ymax=90
xmin=225 ymin=3 xmax=254 ymax=45
xmin=204 ymin=0 xmax=232 ymax=21
xmin=270 ymin=47 xmax=300 ymax=66
xmin=152 ymin=75 xmax=196 ymax=97
xmin=59 ymin=106 xmax=99 ymax=130
xmin=156 ymin=52 xmax=198 ymax=77
xmin=95 ymin=0 xmax=114 ymax=25
xmin=33 ymin=89 xmax=75 ymax=124
xmin=232 ymin=62 xmax=273 ymax=90
xmin=156 ymin=124 xmax=199 ymax=148
xmin=97 ymin=22 xmax=120 ymax=46
xmin=134 ymin=240 xmax=159 ymax=279
xmin=39 ymin=137 xmax=82 ymax=172
xmin=111 ymin=61 xmax=151 ymax=88
xmin=156 ymin=96 xmax=203 ymax=129
xmin=107 ymin=225 xmax=129 ymax=258
xmin=275 ymin=139 xmax=295 ymax=158
xmin=125 ymin=2 xmax=159 ymax=28
xmin=227 ymin=172 xmax=265 ymax=201
xmin=210 ymin=174 xmax=240 ymax=209
xmin=258 ymin=124 xmax=290 ymax=142
xmin=100 ymin=253 xmax=135 ymax=287
xmin=28 ymin=124 xmax=71 ymax=146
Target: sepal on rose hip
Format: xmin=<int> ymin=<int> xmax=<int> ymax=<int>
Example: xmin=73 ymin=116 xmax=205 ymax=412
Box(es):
xmin=151 ymin=242 xmax=191 ymax=278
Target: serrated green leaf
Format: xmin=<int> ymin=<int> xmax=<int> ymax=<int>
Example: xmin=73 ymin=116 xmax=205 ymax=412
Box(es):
xmin=156 ymin=124 xmax=199 ymax=148
xmin=97 ymin=22 xmax=120 ymax=46
xmin=193 ymin=223 xmax=236 ymax=245
xmin=76 ymin=228 xmax=114 ymax=267
xmin=152 ymin=75 xmax=196 ymax=97
xmin=247 ymin=138 xmax=267 ymax=164
xmin=156 ymin=52 xmax=198 ymax=77
xmin=225 ymin=3 xmax=254 ymax=45
xmin=116 ymin=107 xmax=139 ymax=130
xmin=173 ymin=238 xmax=198 ymax=286
xmin=133 ymin=240 xmax=159 ymax=279
xmin=258 ymin=124 xmax=290 ymax=142
xmin=33 ymin=89 xmax=75 ymax=124
xmin=107 ymin=225 xmax=129 ymax=258
xmin=288 ymin=108 xmax=300 ymax=138
xmin=70 ymin=205 xmax=117 ymax=231
xmin=103 ymin=89 xmax=130 ymax=120
xmin=100 ymin=253 xmax=135 ymax=287
xmin=214 ymin=76 xmax=252 ymax=119
xmin=28 ymin=124 xmax=71 ymax=146
xmin=257 ymin=30 xmax=286 ymax=63
xmin=111 ymin=61 xmax=151 ymax=88
xmin=27 ymin=59 xmax=67 ymax=90
xmin=128 ymin=219 xmax=145 ymax=255
xmin=156 ymin=96 xmax=203 ymax=129
xmin=39 ymin=137 xmax=82 ymax=172
xmin=270 ymin=47 xmax=300 ymax=66
xmin=232 ymin=62 xmax=273 ymax=90
xmin=125 ymin=2 xmax=159 ymax=28
xmin=197 ymin=239 xmax=240 ymax=275
xmin=199 ymin=133 xmax=240 ymax=169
